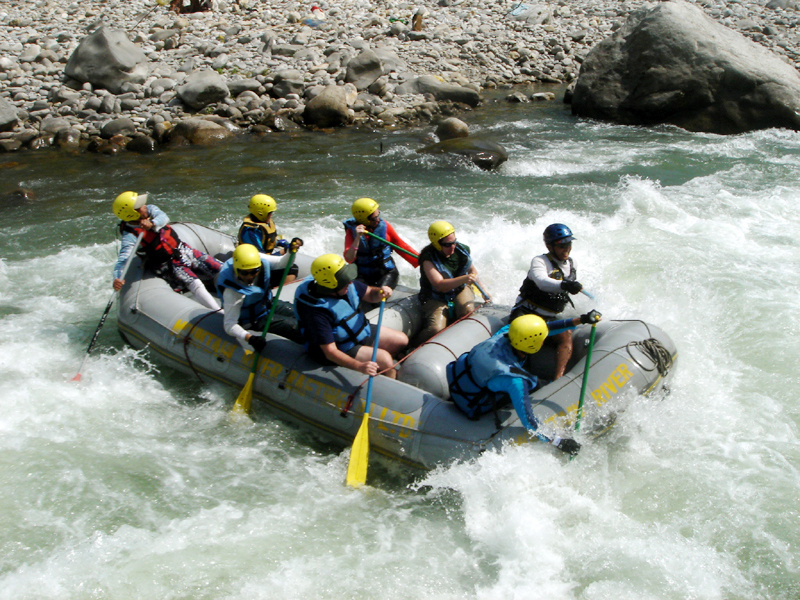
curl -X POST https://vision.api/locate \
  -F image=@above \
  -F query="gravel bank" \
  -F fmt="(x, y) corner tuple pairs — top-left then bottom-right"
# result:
(2, 0), (799, 153)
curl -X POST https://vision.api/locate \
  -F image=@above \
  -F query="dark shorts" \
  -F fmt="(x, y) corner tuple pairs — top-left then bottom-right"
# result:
(357, 266), (399, 289)
(269, 263), (299, 288)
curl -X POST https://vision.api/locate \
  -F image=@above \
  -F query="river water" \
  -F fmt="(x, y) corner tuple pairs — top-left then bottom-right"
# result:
(1, 89), (799, 599)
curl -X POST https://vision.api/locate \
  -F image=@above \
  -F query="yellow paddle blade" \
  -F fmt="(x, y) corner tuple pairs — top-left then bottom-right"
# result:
(231, 372), (254, 416)
(346, 413), (371, 488)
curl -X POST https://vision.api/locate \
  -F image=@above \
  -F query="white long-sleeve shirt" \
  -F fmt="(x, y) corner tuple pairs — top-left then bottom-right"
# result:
(514, 253), (576, 318)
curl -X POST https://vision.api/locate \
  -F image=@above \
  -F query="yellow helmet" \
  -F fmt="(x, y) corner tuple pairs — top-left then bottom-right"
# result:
(311, 253), (357, 291)
(249, 194), (277, 221)
(351, 197), (379, 225)
(232, 244), (262, 275)
(113, 191), (147, 221)
(428, 220), (455, 251)
(508, 314), (548, 354)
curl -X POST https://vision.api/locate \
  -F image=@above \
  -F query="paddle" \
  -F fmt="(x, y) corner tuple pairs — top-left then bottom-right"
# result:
(575, 322), (598, 432)
(231, 249), (297, 416)
(363, 230), (419, 259)
(346, 296), (386, 488)
(72, 232), (144, 382)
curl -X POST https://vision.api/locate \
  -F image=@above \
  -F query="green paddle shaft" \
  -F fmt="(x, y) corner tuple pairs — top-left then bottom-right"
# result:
(575, 323), (598, 432)
(363, 230), (419, 259)
(232, 249), (297, 415)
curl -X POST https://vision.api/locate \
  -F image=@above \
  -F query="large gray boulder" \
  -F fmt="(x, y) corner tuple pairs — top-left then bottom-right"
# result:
(0, 98), (19, 132)
(395, 75), (481, 107)
(176, 69), (230, 110)
(304, 84), (356, 127)
(571, 0), (800, 134)
(64, 26), (148, 94)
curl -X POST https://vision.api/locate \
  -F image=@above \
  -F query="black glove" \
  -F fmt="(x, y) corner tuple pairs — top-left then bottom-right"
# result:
(552, 437), (581, 456)
(290, 237), (304, 249)
(248, 335), (267, 353)
(561, 280), (583, 295)
(580, 309), (602, 324)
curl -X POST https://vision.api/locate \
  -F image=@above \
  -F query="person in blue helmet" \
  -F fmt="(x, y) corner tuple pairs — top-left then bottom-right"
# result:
(447, 312), (600, 456)
(510, 223), (586, 379)
(343, 197), (419, 289)
(216, 244), (303, 352)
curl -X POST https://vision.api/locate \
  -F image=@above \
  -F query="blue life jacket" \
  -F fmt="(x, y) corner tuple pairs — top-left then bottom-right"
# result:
(294, 279), (372, 352)
(342, 217), (396, 279)
(216, 258), (272, 327)
(419, 242), (472, 302)
(446, 326), (538, 419)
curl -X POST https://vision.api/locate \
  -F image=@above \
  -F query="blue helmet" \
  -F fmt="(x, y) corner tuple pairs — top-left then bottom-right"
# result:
(543, 223), (575, 245)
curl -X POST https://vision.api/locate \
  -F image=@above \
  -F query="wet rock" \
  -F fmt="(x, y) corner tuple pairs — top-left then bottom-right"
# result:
(167, 117), (236, 146)
(126, 135), (158, 153)
(101, 117), (137, 139)
(436, 117), (470, 141)
(418, 136), (508, 170)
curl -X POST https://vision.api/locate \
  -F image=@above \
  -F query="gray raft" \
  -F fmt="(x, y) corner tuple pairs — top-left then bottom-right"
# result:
(117, 223), (678, 469)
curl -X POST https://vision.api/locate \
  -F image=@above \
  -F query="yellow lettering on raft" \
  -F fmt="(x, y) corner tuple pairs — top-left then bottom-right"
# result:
(591, 363), (633, 406)
(172, 319), (237, 360)
(375, 406), (415, 439)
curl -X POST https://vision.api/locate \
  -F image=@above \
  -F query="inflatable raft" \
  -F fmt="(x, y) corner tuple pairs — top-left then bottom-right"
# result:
(117, 223), (678, 469)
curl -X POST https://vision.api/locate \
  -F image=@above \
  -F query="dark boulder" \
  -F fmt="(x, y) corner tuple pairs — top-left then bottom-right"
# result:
(418, 137), (508, 171)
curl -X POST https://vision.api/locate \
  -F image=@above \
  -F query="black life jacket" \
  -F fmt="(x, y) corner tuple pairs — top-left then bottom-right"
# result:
(518, 255), (575, 313)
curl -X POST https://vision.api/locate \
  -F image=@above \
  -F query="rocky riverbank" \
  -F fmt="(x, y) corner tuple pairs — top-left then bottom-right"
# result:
(2, 0), (800, 154)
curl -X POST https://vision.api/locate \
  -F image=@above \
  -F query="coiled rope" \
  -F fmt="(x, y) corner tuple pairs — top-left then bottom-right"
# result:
(625, 338), (673, 377)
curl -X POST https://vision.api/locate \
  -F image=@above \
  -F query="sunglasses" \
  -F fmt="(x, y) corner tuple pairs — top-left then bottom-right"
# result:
(367, 211), (381, 221)
(553, 241), (572, 248)
(439, 240), (457, 248)
(239, 268), (260, 277)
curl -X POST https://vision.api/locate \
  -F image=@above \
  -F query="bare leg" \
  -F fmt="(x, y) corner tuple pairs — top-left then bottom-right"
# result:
(353, 345), (398, 379)
(553, 330), (573, 379)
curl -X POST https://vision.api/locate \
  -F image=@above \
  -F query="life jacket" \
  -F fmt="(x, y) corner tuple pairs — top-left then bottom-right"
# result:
(238, 215), (277, 253)
(216, 258), (272, 327)
(294, 279), (371, 352)
(419, 242), (472, 302)
(517, 255), (575, 314)
(342, 217), (396, 278)
(120, 221), (180, 267)
(446, 326), (537, 419)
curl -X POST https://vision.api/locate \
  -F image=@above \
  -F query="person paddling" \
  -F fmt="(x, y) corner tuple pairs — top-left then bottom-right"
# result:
(294, 254), (408, 379)
(112, 191), (221, 310)
(447, 312), (601, 456)
(343, 197), (418, 289)
(415, 220), (489, 345)
(511, 223), (586, 379)
(216, 244), (303, 351)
